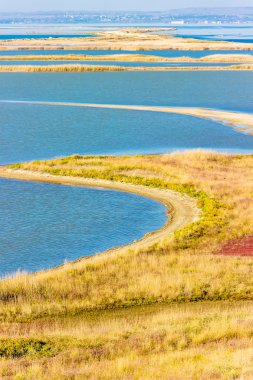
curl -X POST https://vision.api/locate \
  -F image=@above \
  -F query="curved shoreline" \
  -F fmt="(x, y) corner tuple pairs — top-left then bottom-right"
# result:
(0, 167), (200, 266)
(2, 100), (253, 135)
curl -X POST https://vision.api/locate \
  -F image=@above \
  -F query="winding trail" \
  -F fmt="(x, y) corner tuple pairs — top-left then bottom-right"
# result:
(1, 100), (253, 135)
(0, 167), (199, 263)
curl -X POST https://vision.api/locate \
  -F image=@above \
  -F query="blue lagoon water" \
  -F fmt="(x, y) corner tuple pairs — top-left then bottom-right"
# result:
(0, 70), (252, 275)
(0, 72), (252, 164)
(0, 72), (252, 112)
(0, 103), (252, 164)
(0, 34), (94, 40)
(0, 50), (252, 58)
(0, 60), (240, 67)
(168, 26), (253, 43)
(0, 178), (166, 276)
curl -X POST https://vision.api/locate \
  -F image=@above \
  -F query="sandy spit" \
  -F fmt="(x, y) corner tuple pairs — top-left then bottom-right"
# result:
(2, 100), (253, 135)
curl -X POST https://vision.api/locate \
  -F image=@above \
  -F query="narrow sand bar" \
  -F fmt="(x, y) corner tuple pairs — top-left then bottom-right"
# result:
(0, 167), (199, 263)
(2, 100), (253, 135)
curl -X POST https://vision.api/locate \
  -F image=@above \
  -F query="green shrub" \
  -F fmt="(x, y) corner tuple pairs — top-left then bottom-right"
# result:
(0, 339), (59, 358)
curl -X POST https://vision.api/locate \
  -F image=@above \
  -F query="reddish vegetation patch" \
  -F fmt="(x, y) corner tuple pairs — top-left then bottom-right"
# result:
(218, 235), (253, 256)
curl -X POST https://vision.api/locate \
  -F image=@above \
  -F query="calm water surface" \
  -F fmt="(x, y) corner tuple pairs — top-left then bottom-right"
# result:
(0, 50), (252, 58)
(0, 34), (95, 40)
(168, 26), (253, 43)
(0, 72), (252, 164)
(0, 72), (252, 112)
(0, 70), (252, 275)
(0, 178), (167, 276)
(0, 104), (252, 164)
(0, 60), (241, 67)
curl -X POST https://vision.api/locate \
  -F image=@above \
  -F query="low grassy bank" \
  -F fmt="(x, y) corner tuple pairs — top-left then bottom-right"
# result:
(1, 27), (253, 51)
(1, 151), (253, 379)
(0, 64), (125, 72)
(1, 53), (253, 63)
(0, 64), (253, 72)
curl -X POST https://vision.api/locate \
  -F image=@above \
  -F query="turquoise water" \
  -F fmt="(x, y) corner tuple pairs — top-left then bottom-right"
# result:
(0, 50), (252, 58)
(0, 60), (241, 67)
(0, 178), (167, 276)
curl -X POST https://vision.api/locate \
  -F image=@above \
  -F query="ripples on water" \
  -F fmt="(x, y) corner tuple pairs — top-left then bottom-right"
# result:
(0, 71), (253, 112)
(0, 178), (167, 276)
(0, 50), (252, 58)
(0, 60), (243, 67)
(0, 63), (252, 275)
(0, 104), (252, 164)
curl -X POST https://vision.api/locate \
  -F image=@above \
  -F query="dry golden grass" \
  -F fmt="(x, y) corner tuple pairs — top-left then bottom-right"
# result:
(0, 301), (253, 379)
(1, 53), (253, 63)
(0, 64), (125, 72)
(0, 151), (252, 379)
(1, 27), (253, 51)
(0, 64), (253, 72)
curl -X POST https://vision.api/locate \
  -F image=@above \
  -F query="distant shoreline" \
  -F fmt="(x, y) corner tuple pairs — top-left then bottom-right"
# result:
(0, 28), (253, 52)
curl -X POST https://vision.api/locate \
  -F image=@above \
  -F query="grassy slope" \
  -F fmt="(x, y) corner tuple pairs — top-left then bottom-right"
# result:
(1, 151), (253, 379)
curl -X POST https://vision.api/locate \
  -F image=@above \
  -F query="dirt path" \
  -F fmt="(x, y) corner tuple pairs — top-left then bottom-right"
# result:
(0, 167), (200, 261)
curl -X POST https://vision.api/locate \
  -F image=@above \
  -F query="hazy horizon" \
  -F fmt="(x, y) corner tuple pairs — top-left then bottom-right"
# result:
(0, 1), (253, 13)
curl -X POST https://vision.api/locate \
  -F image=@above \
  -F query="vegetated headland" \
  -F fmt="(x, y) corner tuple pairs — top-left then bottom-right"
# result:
(0, 151), (252, 378)
(0, 28), (253, 51)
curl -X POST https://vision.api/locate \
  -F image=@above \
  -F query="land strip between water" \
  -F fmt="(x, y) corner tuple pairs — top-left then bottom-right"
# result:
(1, 28), (253, 51)
(0, 63), (253, 72)
(2, 100), (253, 135)
(1, 53), (253, 63)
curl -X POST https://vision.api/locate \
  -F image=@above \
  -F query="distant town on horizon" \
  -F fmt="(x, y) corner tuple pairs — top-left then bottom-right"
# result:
(1, 7), (253, 24)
